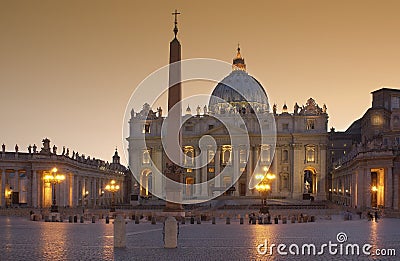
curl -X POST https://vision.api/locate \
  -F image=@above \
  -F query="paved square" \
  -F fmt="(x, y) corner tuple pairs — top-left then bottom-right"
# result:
(0, 216), (399, 260)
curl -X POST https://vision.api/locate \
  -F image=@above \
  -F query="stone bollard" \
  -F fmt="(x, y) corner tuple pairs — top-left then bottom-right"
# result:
(190, 217), (195, 224)
(74, 215), (78, 223)
(240, 217), (244, 224)
(282, 217), (287, 224)
(212, 217), (216, 224)
(69, 216), (73, 223)
(164, 216), (178, 249)
(106, 216), (110, 224)
(80, 216), (84, 223)
(274, 217), (279, 224)
(226, 217), (230, 224)
(92, 216), (96, 223)
(151, 216), (156, 225)
(135, 215), (139, 224)
(114, 215), (126, 248)
(196, 217), (201, 224)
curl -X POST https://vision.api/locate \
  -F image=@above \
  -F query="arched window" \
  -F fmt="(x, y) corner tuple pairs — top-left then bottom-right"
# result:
(184, 146), (194, 166)
(282, 150), (288, 163)
(222, 145), (232, 164)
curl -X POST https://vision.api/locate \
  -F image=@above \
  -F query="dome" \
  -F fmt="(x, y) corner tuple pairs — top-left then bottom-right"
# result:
(208, 46), (269, 114)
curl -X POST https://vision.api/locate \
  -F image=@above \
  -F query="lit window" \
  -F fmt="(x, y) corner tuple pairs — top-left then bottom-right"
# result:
(222, 145), (232, 164)
(306, 119), (315, 130)
(184, 146), (194, 166)
(142, 150), (150, 164)
(306, 146), (315, 163)
(371, 115), (382, 126)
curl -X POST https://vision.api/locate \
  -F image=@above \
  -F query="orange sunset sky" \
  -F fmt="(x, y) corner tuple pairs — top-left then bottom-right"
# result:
(1, 0), (400, 164)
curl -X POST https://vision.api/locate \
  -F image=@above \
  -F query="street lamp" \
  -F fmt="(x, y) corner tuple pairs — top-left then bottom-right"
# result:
(255, 169), (276, 206)
(104, 179), (120, 212)
(44, 167), (65, 213)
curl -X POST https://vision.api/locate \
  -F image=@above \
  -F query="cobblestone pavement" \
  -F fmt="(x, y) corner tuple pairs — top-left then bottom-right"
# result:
(0, 216), (399, 261)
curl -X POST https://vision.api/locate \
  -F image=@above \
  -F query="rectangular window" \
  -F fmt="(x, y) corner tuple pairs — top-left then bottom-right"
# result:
(239, 149), (247, 163)
(306, 146), (315, 163)
(208, 125), (214, 130)
(185, 125), (194, 131)
(208, 150), (215, 164)
(261, 145), (271, 162)
(391, 96), (400, 109)
(142, 123), (151, 133)
(282, 123), (289, 131)
(306, 119), (315, 130)
(142, 150), (150, 164)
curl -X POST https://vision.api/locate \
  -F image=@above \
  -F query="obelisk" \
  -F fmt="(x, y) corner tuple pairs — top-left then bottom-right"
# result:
(164, 10), (184, 213)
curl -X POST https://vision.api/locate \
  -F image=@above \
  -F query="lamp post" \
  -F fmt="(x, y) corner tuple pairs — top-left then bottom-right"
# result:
(104, 180), (120, 212)
(44, 167), (65, 213)
(255, 168), (276, 210)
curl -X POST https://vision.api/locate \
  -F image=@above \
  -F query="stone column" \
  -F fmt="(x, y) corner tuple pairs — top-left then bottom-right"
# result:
(232, 146), (239, 196)
(318, 144), (327, 200)
(200, 147), (208, 197)
(37, 170), (42, 208)
(32, 170), (38, 208)
(194, 147), (201, 196)
(292, 144), (303, 199)
(385, 167), (393, 208)
(246, 146), (254, 196)
(393, 167), (399, 210)
(1, 169), (6, 207)
(214, 146), (221, 193)
(365, 168), (371, 208)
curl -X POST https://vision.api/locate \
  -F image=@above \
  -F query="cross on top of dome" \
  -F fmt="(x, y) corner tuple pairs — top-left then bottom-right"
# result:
(232, 44), (246, 71)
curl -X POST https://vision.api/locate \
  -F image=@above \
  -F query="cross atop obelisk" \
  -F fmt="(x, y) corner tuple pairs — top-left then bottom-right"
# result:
(172, 9), (181, 37)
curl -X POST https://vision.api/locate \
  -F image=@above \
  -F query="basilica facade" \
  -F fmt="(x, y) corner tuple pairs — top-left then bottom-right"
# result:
(127, 48), (329, 201)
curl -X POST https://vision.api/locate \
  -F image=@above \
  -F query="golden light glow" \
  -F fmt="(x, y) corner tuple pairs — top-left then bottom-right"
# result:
(263, 166), (268, 172)
(266, 173), (276, 180)
(44, 167), (65, 184)
(255, 184), (271, 191)
(371, 186), (378, 192)
(104, 180), (120, 193)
